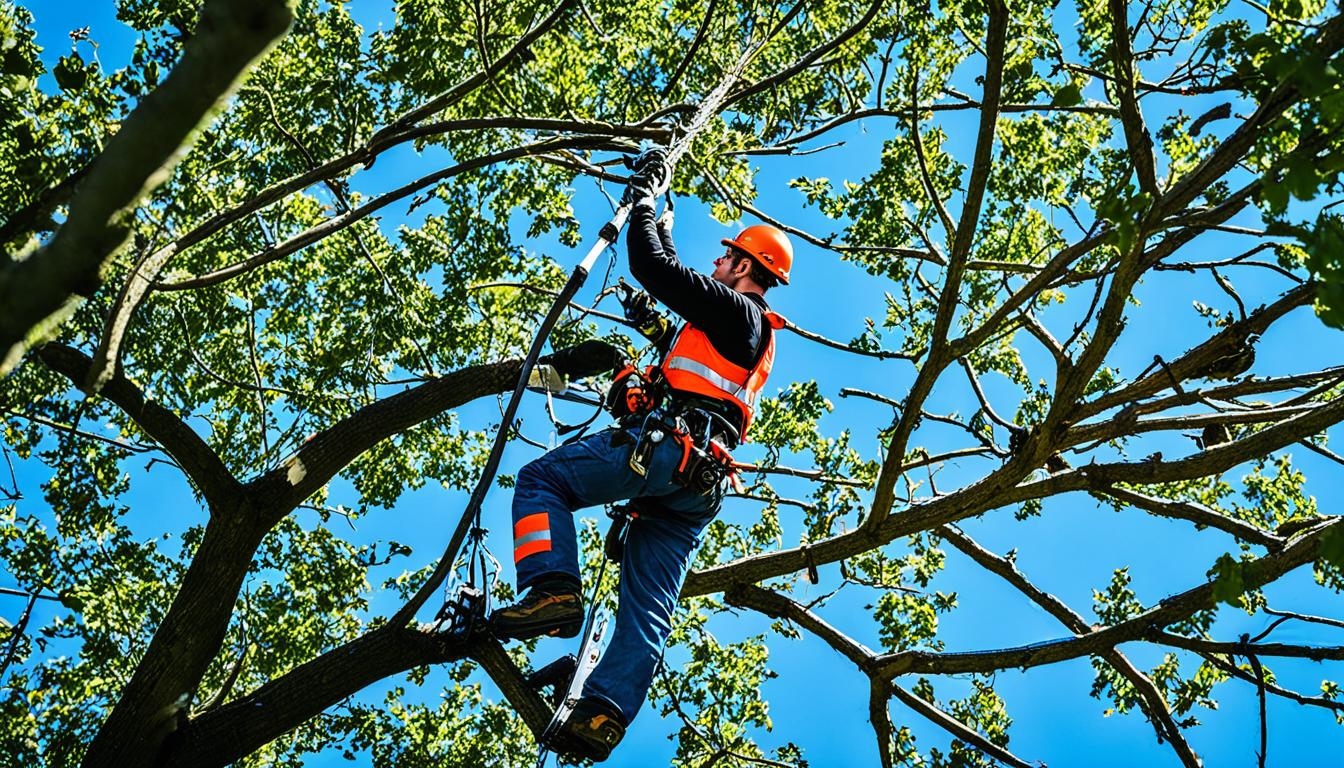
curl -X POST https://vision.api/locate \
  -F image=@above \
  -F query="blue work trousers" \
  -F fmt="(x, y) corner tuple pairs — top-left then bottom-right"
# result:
(510, 425), (722, 723)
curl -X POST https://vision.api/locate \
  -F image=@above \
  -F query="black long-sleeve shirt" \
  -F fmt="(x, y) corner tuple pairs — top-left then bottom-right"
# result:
(626, 204), (771, 371)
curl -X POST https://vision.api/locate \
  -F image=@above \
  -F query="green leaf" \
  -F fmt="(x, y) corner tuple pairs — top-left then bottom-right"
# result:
(1208, 553), (1246, 606)
(53, 53), (86, 92)
(1319, 525), (1344, 568)
(1050, 83), (1082, 108)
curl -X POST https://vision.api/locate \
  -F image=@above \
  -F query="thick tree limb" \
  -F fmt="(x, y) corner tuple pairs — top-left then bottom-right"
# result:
(869, 679), (896, 768)
(249, 358), (521, 516)
(83, 503), (271, 768)
(865, 1), (1008, 531)
(1153, 632), (1344, 661)
(35, 343), (241, 507)
(685, 391), (1344, 598)
(0, 0), (296, 376)
(1081, 283), (1316, 419)
(161, 626), (469, 767)
(889, 683), (1036, 768)
(472, 637), (555, 736)
(80, 348), (530, 767)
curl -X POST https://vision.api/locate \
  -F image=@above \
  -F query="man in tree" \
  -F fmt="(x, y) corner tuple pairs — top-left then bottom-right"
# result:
(490, 148), (793, 761)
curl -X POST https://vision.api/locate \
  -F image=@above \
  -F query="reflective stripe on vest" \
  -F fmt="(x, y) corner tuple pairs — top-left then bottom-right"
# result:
(659, 310), (784, 440)
(662, 356), (761, 407)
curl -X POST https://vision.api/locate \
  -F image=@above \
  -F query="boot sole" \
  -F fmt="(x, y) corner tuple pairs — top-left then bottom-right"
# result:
(492, 614), (583, 641)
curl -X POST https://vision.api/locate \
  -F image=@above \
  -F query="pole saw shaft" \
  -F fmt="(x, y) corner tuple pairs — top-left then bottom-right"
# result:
(395, 205), (630, 625)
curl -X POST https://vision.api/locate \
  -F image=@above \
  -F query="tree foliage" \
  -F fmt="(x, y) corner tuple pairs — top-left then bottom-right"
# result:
(2, 0), (1344, 766)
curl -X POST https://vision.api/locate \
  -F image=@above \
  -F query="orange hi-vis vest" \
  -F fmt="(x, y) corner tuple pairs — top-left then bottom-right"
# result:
(659, 310), (785, 440)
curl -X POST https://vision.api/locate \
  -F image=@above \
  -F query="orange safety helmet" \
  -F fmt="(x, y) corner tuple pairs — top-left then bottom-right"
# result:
(721, 224), (793, 285)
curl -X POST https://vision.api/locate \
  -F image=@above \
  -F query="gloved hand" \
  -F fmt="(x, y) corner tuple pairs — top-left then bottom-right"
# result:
(619, 287), (674, 344)
(539, 339), (626, 380)
(620, 145), (671, 208)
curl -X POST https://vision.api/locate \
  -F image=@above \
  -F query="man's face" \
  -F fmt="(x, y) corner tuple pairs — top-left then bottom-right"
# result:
(712, 248), (748, 288)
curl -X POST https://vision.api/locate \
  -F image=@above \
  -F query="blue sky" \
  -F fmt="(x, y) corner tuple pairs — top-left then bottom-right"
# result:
(8, 2), (1344, 766)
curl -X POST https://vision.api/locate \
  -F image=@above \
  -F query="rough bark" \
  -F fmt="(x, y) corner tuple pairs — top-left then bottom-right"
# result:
(161, 626), (468, 767)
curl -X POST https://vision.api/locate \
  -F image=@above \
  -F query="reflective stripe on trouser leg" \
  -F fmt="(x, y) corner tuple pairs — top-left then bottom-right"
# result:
(513, 512), (552, 563)
(510, 429), (653, 590)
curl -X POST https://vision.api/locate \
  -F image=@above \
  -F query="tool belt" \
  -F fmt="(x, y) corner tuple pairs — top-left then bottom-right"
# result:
(624, 403), (741, 496)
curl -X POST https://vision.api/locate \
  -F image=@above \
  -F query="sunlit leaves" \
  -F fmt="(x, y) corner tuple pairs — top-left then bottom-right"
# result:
(1093, 568), (1143, 625)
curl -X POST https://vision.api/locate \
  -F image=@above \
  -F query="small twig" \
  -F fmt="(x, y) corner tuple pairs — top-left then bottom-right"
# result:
(1, 408), (158, 455)
(782, 320), (917, 361)
(958, 358), (1014, 429)
(0, 446), (18, 500)
(661, 0), (717, 97)
(1297, 439), (1344, 467)
(734, 463), (870, 488)
(1211, 269), (1247, 321)
(0, 592), (38, 681)
(0, 587), (59, 601)
(1262, 607), (1344, 632)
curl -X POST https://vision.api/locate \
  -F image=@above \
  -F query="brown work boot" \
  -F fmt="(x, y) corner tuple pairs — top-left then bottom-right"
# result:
(489, 576), (583, 640)
(552, 696), (626, 762)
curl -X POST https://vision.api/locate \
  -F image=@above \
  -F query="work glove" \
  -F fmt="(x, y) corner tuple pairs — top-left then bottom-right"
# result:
(620, 145), (672, 209)
(539, 339), (626, 381)
(618, 286), (675, 345)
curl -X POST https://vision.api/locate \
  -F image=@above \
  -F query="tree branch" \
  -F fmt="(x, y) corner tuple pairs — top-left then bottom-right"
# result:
(725, 583), (876, 672)
(155, 135), (623, 292)
(865, 1), (1008, 531)
(1153, 632), (1344, 661)
(0, 0), (296, 375)
(875, 517), (1344, 678)
(939, 525), (1202, 768)
(889, 683), (1036, 768)
(35, 343), (241, 508)
(686, 390), (1344, 599)
(1098, 486), (1285, 550)
(723, 0), (885, 111)
(372, 0), (578, 137)
(161, 626), (470, 767)
(1108, 0), (1161, 196)
(249, 357), (521, 516)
